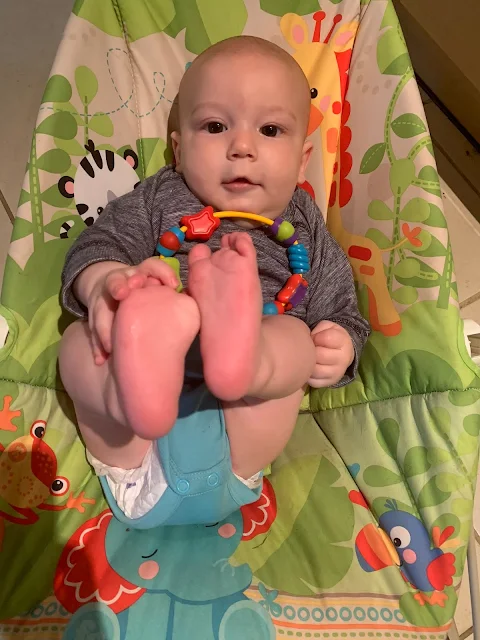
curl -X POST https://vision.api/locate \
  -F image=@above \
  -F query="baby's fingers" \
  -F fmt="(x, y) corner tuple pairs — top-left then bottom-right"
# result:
(137, 257), (179, 288)
(90, 298), (116, 361)
(312, 326), (347, 349)
(314, 346), (341, 366)
(105, 270), (135, 301)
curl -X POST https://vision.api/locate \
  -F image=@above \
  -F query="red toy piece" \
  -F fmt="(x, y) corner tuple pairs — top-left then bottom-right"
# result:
(276, 274), (308, 308)
(180, 206), (220, 241)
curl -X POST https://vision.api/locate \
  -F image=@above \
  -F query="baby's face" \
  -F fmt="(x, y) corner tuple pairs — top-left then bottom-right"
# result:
(172, 53), (312, 220)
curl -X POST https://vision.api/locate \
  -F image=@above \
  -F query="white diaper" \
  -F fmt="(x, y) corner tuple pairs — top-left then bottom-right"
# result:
(87, 445), (262, 520)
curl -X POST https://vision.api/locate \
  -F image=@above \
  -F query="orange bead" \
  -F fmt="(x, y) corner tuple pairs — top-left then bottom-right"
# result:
(161, 230), (181, 251)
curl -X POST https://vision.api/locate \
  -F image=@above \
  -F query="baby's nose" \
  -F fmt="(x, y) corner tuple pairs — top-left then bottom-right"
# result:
(227, 130), (257, 160)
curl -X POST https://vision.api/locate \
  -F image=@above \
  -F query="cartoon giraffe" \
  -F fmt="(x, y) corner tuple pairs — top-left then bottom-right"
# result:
(281, 12), (404, 337)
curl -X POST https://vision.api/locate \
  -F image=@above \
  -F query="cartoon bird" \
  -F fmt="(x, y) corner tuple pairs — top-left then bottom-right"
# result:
(350, 493), (457, 607)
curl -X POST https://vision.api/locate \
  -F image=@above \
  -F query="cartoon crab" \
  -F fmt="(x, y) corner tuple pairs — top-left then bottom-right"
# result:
(0, 396), (94, 548)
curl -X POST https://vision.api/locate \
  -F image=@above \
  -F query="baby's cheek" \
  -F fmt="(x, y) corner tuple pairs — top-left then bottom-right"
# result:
(138, 560), (160, 580)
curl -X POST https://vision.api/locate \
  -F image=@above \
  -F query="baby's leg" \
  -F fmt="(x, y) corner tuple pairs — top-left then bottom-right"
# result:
(224, 389), (305, 480)
(188, 232), (316, 402)
(59, 286), (200, 467)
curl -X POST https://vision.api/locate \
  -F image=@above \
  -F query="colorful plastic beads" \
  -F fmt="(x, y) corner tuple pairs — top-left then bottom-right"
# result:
(180, 206), (220, 241)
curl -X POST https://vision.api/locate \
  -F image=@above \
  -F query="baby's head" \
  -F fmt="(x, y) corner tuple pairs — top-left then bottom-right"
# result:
(171, 36), (313, 221)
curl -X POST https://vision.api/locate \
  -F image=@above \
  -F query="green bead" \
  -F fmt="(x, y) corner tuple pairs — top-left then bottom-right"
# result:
(276, 220), (295, 242)
(161, 256), (183, 292)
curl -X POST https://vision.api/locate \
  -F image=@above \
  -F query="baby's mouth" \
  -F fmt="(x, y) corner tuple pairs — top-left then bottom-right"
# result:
(223, 177), (259, 191)
(225, 177), (254, 184)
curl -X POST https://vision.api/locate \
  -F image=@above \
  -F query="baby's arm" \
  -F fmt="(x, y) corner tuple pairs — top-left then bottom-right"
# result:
(61, 174), (173, 364)
(306, 219), (370, 388)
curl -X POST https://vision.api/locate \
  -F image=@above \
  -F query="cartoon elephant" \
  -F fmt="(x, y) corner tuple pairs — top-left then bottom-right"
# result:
(56, 505), (276, 639)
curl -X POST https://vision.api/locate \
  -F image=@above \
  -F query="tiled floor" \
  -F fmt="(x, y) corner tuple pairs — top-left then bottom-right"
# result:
(0, 3), (479, 638)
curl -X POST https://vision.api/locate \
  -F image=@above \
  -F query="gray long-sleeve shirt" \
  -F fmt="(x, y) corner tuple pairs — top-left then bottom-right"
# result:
(61, 165), (370, 386)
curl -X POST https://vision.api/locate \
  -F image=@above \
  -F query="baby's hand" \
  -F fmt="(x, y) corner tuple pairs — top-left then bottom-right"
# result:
(308, 321), (354, 388)
(87, 257), (179, 366)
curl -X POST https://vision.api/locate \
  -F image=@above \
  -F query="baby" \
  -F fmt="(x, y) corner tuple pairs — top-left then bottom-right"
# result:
(60, 36), (370, 527)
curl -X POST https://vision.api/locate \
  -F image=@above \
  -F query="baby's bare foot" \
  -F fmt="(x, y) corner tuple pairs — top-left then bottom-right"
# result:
(188, 233), (263, 401)
(112, 286), (200, 439)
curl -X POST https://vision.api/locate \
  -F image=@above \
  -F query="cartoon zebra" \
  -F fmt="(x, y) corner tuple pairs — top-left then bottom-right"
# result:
(57, 139), (141, 239)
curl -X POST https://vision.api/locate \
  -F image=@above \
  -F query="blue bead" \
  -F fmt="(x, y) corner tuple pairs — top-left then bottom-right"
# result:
(290, 260), (310, 271)
(156, 243), (175, 257)
(289, 258), (309, 269)
(292, 268), (307, 274)
(288, 243), (307, 255)
(263, 302), (278, 315)
(169, 226), (186, 242)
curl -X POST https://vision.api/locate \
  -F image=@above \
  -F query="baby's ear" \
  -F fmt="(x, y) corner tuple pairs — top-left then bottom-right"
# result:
(171, 131), (182, 171)
(298, 140), (313, 185)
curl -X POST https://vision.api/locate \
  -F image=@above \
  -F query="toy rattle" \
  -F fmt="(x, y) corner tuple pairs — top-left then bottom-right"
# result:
(155, 206), (310, 315)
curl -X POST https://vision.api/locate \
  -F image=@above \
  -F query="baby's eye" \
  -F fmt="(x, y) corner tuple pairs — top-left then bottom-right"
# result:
(260, 125), (281, 137)
(206, 122), (226, 134)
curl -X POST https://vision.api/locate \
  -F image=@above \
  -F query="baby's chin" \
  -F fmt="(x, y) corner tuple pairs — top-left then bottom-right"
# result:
(208, 195), (281, 221)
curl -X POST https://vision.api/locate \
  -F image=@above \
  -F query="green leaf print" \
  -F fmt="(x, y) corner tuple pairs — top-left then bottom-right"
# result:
(55, 136), (87, 156)
(41, 184), (74, 209)
(18, 189), (30, 207)
(391, 113), (426, 138)
(457, 433), (478, 456)
(376, 418), (400, 458)
(359, 142), (385, 174)
(165, 0), (247, 55)
(399, 197), (429, 222)
(36, 112), (78, 140)
(368, 200), (393, 220)
(42, 74), (72, 104)
(429, 407), (451, 436)
(377, 1), (409, 76)
(449, 389), (480, 407)
(390, 158), (415, 196)
(435, 473), (469, 493)
(464, 413), (480, 436)
(365, 228), (391, 250)
(254, 457), (354, 593)
(391, 286), (417, 305)
(363, 465), (402, 487)
(377, 28), (410, 76)
(73, 0), (123, 37)
(426, 447), (452, 466)
(10, 219), (32, 242)
(408, 233), (447, 258)
(260, 0), (320, 17)
(89, 113), (114, 137)
(10, 296), (64, 373)
(451, 498), (473, 517)
(36, 149), (71, 174)
(394, 258), (440, 288)
(403, 446), (430, 477)
(424, 203), (447, 227)
(393, 258), (420, 279)
(417, 476), (451, 508)
(417, 165), (441, 196)
(136, 138), (168, 178)
(75, 66), (98, 105)
(1, 240), (71, 324)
